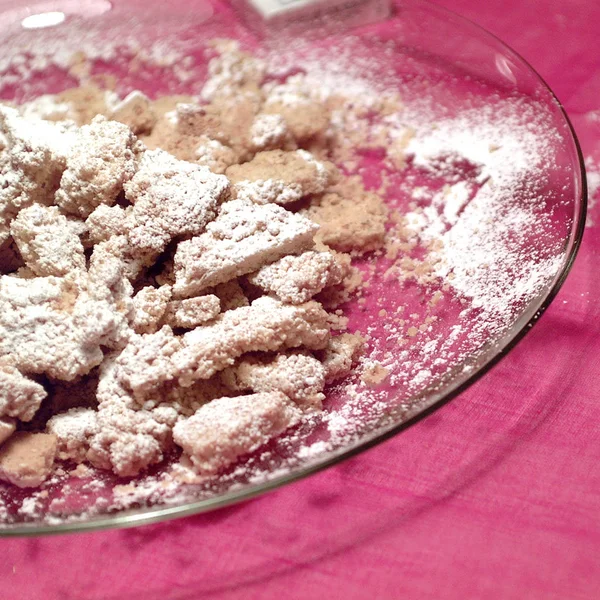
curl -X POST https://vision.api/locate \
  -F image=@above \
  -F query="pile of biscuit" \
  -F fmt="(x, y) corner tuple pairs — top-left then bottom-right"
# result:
(0, 43), (389, 488)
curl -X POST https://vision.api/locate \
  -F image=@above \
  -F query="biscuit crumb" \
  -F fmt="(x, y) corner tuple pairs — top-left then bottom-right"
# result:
(361, 363), (389, 386)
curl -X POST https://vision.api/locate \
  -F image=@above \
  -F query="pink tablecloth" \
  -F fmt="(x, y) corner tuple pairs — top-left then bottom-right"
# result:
(4, 2), (600, 598)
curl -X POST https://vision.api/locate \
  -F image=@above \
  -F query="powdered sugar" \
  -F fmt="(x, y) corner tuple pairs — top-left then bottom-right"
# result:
(400, 100), (562, 321)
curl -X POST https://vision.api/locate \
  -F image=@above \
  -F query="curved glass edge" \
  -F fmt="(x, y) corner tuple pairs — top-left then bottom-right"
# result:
(0, 0), (588, 537)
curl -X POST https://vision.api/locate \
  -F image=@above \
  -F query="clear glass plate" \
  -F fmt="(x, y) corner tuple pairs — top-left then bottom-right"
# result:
(0, 0), (586, 534)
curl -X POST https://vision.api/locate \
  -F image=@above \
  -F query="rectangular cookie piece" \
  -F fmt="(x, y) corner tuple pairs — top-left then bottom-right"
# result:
(173, 199), (318, 297)
(173, 391), (301, 476)
(175, 296), (330, 385)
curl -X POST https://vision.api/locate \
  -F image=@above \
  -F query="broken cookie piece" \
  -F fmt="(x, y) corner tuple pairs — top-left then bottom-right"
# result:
(46, 407), (99, 462)
(173, 391), (301, 476)
(113, 326), (182, 397)
(175, 297), (330, 385)
(173, 199), (318, 297)
(248, 250), (344, 304)
(222, 352), (326, 410)
(55, 115), (142, 218)
(124, 149), (229, 255)
(88, 400), (177, 477)
(109, 91), (157, 135)
(0, 432), (57, 488)
(85, 204), (128, 245)
(0, 107), (74, 244)
(162, 294), (221, 329)
(226, 149), (337, 205)
(87, 356), (179, 476)
(131, 285), (172, 334)
(88, 234), (153, 283)
(0, 274), (119, 381)
(11, 204), (86, 277)
(0, 363), (47, 422)
(319, 333), (365, 383)
(304, 178), (388, 253)
(0, 105), (74, 168)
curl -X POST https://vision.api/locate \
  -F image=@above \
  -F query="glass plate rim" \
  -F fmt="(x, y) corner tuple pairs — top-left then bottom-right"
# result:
(0, 0), (588, 537)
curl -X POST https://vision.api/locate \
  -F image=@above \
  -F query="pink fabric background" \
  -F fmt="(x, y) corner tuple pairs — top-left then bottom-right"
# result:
(4, 1), (600, 598)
